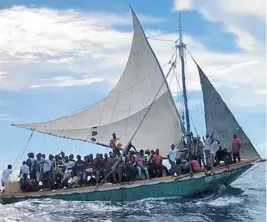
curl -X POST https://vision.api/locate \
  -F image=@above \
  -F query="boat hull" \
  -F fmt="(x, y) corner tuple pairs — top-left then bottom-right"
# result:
(0, 161), (254, 205)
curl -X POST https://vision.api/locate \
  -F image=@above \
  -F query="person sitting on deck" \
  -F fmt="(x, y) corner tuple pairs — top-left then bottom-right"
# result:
(84, 154), (96, 185)
(152, 149), (167, 177)
(215, 146), (227, 165)
(19, 161), (30, 192)
(75, 155), (86, 186)
(210, 138), (220, 170)
(224, 148), (233, 165)
(125, 151), (136, 181)
(110, 133), (121, 157)
(190, 156), (201, 173)
(114, 152), (125, 183)
(135, 149), (149, 179)
(67, 171), (79, 188)
(94, 154), (107, 185)
(232, 134), (241, 163)
(1, 165), (12, 187)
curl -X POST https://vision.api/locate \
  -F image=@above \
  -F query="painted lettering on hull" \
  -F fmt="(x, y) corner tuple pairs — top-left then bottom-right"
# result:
(205, 170), (237, 183)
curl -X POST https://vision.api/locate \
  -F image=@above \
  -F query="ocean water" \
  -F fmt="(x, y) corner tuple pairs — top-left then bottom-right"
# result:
(0, 162), (266, 222)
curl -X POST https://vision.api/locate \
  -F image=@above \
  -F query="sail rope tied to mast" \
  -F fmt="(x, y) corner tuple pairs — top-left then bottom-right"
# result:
(95, 59), (177, 189)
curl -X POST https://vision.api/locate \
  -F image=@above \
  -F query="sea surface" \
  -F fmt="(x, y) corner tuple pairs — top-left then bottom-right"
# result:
(0, 162), (266, 222)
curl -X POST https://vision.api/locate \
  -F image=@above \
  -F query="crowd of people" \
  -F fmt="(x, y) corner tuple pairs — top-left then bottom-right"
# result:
(1, 132), (242, 193)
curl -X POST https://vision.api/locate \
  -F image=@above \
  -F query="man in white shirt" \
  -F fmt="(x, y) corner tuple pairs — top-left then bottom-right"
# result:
(20, 161), (30, 179)
(203, 133), (213, 167)
(43, 155), (54, 190)
(1, 165), (12, 187)
(167, 144), (178, 165)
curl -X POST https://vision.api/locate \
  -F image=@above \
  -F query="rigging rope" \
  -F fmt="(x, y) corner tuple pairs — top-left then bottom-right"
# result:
(96, 61), (176, 189)
(13, 131), (34, 169)
(147, 31), (177, 39)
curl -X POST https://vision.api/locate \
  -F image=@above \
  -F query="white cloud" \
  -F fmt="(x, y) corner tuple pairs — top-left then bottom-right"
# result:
(0, 113), (17, 121)
(30, 75), (104, 88)
(172, 0), (266, 107)
(0, 5), (265, 108)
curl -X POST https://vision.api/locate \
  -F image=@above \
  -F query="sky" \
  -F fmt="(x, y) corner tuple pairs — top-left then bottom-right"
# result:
(0, 0), (266, 170)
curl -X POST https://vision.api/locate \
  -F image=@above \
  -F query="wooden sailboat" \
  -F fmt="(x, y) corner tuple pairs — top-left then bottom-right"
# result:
(0, 8), (261, 205)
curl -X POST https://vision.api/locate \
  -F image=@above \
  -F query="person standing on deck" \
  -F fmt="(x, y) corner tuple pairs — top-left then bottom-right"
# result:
(1, 165), (12, 187)
(36, 153), (45, 183)
(110, 133), (121, 157)
(167, 144), (178, 170)
(232, 134), (241, 163)
(203, 133), (213, 170)
(196, 136), (205, 169)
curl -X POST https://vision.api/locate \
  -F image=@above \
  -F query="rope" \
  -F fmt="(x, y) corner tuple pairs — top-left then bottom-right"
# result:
(147, 31), (177, 39)
(13, 131), (34, 169)
(127, 61), (176, 145)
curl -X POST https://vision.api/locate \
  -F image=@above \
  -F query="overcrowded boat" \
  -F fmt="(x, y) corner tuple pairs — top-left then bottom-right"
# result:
(0, 7), (262, 205)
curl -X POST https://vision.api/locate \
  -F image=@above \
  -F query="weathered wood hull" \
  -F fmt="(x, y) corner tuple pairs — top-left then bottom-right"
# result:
(0, 160), (256, 205)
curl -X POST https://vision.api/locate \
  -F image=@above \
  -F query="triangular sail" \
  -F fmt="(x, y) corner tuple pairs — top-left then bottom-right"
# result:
(197, 65), (260, 159)
(13, 9), (182, 156)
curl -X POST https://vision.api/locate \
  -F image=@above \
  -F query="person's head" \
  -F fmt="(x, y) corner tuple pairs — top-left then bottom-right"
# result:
(129, 151), (134, 156)
(55, 155), (60, 161)
(49, 154), (53, 160)
(193, 137), (197, 143)
(206, 134), (210, 139)
(112, 133), (116, 139)
(145, 149), (150, 155)
(218, 146), (222, 150)
(99, 153), (103, 159)
(233, 134), (237, 139)
(104, 153), (108, 159)
(77, 155), (81, 160)
(41, 154), (46, 159)
(64, 156), (69, 163)
(23, 161), (27, 165)
(109, 151), (113, 157)
(139, 149), (144, 155)
(60, 151), (65, 157)
(155, 149), (159, 155)
(7, 165), (12, 169)
(37, 153), (41, 160)
(151, 150), (155, 155)
(171, 144), (175, 150)
(69, 154), (74, 160)
(89, 154), (93, 160)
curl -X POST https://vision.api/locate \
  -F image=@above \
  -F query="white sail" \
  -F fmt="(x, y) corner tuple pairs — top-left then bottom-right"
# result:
(14, 9), (182, 156)
(197, 65), (260, 159)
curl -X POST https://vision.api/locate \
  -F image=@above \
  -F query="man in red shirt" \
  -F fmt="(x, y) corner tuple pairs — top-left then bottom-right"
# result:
(232, 134), (241, 163)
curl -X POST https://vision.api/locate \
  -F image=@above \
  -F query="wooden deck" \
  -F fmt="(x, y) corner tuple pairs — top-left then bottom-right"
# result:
(1, 157), (259, 198)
